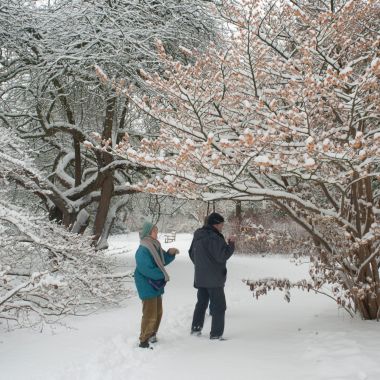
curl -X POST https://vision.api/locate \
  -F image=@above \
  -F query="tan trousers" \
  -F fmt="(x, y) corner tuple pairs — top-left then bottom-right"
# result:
(139, 296), (163, 343)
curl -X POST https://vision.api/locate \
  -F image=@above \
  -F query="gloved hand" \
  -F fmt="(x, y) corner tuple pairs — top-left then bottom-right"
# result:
(228, 235), (236, 244)
(168, 247), (180, 255)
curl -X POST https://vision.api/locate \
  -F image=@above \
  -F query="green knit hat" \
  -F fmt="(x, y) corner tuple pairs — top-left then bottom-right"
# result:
(140, 221), (155, 239)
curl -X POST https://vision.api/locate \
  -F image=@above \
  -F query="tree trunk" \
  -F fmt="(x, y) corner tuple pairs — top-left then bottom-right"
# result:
(74, 138), (82, 187)
(96, 198), (129, 250)
(236, 200), (242, 223)
(93, 157), (114, 246)
(345, 174), (380, 319)
(93, 95), (116, 247)
(356, 245), (380, 320)
(52, 78), (82, 186)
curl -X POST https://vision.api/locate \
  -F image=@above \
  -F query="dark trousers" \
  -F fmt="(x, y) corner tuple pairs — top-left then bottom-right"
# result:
(191, 287), (226, 337)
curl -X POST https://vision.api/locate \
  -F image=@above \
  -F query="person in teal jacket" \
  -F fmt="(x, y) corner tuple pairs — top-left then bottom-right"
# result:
(135, 221), (179, 348)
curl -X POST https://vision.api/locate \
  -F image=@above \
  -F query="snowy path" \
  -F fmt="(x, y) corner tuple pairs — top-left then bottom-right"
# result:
(1, 234), (380, 380)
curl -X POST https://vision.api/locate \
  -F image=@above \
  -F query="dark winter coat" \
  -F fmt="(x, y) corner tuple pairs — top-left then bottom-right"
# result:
(189, 225), (234, 288)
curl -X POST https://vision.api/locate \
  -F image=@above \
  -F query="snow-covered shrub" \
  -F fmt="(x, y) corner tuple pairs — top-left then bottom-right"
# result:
(110, 1), (380, 319)
(0, 131), (132, 329)
(227, 207), (311, 255)
(0, 200), (132, 329)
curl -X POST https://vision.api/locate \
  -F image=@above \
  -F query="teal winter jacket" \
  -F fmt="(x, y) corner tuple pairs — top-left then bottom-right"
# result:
(134, 245), (175, 300)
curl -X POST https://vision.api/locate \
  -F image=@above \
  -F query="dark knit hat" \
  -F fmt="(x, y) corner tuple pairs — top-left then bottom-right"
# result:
(207, 212), (225, 226)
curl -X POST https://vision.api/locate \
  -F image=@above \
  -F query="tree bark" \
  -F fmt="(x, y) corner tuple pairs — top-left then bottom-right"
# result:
(52, 78), (82, 186)
(236, 200), (242, 223)
(93, 96), (117, 246)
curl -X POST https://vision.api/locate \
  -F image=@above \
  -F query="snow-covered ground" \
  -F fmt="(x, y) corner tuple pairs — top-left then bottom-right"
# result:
(1, 233), (380, 380)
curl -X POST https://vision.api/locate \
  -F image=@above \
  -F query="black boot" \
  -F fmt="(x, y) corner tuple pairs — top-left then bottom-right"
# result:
(139, 340), (151, 348)
(190, 326), (202, 336)
(210, 335), (227, 341)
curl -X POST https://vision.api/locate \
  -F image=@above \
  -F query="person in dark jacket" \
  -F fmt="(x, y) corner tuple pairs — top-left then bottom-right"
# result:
(135, 221), (179, 348)
(189, 212), (235, 340)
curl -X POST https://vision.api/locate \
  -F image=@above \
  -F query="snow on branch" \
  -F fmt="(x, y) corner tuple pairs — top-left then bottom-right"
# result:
(244, 277), (354, 317)
(107, 0), (380, 319)
(0, 201), (132, 329)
